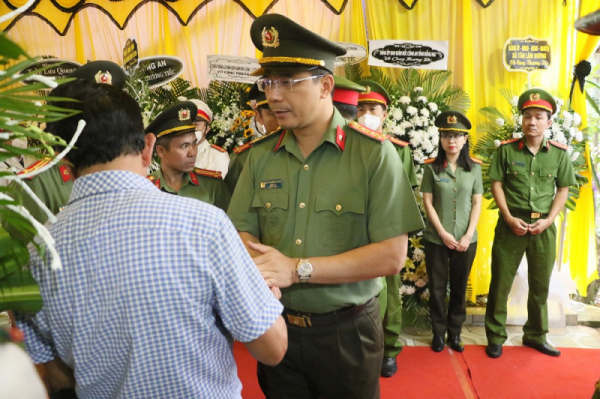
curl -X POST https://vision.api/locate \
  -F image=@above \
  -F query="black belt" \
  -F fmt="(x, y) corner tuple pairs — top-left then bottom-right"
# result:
(283, 298), (373, 328)
(510, 209), (547, 219)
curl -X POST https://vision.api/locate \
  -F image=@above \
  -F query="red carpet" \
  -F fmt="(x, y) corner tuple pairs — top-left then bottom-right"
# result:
(234, 342), (600, 398)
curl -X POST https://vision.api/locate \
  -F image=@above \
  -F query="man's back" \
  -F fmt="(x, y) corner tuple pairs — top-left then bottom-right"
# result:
(25, 170), (282, 398)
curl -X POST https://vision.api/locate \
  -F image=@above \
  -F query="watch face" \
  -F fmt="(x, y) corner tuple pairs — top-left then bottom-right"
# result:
(298, 262), (312, 277)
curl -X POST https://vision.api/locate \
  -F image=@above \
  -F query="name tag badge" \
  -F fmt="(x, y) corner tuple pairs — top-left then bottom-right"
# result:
(435, 177), (450, 183)
(511, 161), (526, 167)
(260, 179), (283, 189)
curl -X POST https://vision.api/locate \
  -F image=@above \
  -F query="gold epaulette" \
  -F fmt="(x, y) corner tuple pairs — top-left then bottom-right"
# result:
(210, 144), (227, 153)
(500, 138), (520, 145)
(18, 158), (52, 179)
(233, 129), (283, 154)
(548, 140), (568, 150)
(386, 135), (409, 147)
(424, 158), (436, 164)
(194, 168), (222, 179)
(348, 121), (386, 142)
(470, 157), (483, 165)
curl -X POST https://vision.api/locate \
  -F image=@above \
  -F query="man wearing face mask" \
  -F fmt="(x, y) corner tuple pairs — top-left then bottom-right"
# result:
(147, 102), (231, 212)
(225, 83), (280, 194)
(357, 79), (419, 378)
(189, 99), (230, 179)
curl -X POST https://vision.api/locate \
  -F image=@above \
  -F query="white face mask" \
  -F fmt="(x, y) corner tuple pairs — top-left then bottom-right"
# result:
(358, 114), (381, 131)
(195, 130), (204, 142)
(255, 120), (266, 137)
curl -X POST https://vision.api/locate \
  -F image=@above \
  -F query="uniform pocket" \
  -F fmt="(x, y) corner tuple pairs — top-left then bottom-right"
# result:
(314, 193), (366, 252)
(252, 190), (289, 246)
(506, 166), (528, 187)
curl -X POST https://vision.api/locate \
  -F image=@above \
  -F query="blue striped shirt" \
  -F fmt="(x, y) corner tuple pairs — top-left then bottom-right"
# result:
(17, 170), (283, 398)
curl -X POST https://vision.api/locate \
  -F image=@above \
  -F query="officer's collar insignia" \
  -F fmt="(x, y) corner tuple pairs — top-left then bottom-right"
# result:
(530, 93), (541, 101)
(178, 108), (191, 121)
(336, 126), (346, 151)
(447, 115), (458, 124)
(364, 86), (371, 94)
(262, 27), (280, 48)
(95, 71), (112, 85)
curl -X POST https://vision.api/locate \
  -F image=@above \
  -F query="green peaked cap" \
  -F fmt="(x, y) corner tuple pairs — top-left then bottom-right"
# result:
(517, 88), (557, 114)
(357, 80), (391, 105)
(145, 101), (197, 138)
(435, 111), (471, 132)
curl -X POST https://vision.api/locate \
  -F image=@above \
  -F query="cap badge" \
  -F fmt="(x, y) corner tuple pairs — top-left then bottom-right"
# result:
(95, 71), (112, 85)
(178, 108), (191, 121)
(364, 86), (371, 94)
(530, 93), (541, 101)
(447, 115), (458, 124)
(262, 27), (280, 48)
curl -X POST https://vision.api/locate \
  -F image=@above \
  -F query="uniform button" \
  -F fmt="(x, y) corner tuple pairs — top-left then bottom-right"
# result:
(453, 209), (456, 212)
(531, 187), (534, 190)
(266, 202), (272, 209)
(453, 178), (456, 181)
(304, 165), (309, 171)
(531, 172), (534, 175)
(295, 239), (302, 245)
(514, 172), (518, 175)
(335, 204), (342, 211)
(453, 199), (456, 202)
(548, 173), (552, 177)
(453, 188), (457, 192)
(453, 219), (456, 222)
(299, 202), (306, 208)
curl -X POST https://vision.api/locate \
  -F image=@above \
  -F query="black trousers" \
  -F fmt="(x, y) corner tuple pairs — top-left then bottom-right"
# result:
(257, 298), (383, 399)
(423, 239), (477, 336)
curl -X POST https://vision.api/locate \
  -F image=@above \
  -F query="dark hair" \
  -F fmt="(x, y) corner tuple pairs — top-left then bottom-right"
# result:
(431, 133), (474, 175)
(333, 101), (358, 121)
(359, 102), (387, 112)
(46, 80), (145, 174)
(155, 135), (172, 151)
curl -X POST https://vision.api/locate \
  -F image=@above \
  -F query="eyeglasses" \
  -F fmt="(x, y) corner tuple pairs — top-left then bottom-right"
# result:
(256, 75), (325, 92)
(441, 133), (466, 140)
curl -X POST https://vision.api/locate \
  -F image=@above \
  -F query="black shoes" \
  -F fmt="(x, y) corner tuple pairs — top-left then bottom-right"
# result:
(431, 335), (445, 352)
(380, 356), (397, 378)
(486, 343), (503, 358)
(447, 335), (465, 352)
(522, 339), (561, 357)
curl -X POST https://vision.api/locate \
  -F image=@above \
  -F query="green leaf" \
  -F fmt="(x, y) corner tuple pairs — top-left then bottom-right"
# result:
(0, 33), (29, 61)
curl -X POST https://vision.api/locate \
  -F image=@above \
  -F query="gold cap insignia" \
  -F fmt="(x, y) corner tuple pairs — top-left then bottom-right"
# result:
(447, 115), (458, 124)
(262, 27), (280, 48)
(530, 93), (540, 101)
(364, 86), (371, 94)
(95, 71), (112, 85)
(178, 108), (191, 121)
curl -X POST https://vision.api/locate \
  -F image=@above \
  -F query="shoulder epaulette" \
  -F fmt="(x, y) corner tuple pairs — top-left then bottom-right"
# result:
(470, 157), (483, 165)
(210, 144), (227, 153)
(348, 121), (386, 142)
(194, 168), (222, 180)
(424, 158), (436, 164)
(18, 159), (52, 179)
(233, 129), (283, 154)
(386, 135), (409, 147)
(549, 140), (568, 150)
(500, 138), (520, 145)
(147, 175), (156, 182)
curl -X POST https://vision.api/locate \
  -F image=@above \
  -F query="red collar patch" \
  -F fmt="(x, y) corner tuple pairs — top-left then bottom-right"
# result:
(336, 126), (346, 151)
(59, 165), (72, 183)
(189, 172), (199, 186)
(274, 131), (286, 152)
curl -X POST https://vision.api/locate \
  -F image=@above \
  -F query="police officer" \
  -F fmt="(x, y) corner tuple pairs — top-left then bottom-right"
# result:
(146, 102), (230, 211)
(189, 99), (230, 178)
(485, 88), (576, 358)
(227, 14), (424, 398)
(421, 111), (482, 353)
(357, 79), (419, 377)
(225, 83), (279, 194)
(9, 61), (125, 224)
(332, 76), (365, 121)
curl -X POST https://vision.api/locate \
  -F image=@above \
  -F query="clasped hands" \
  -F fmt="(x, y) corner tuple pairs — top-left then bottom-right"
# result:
(439, 231), (471, 252)
(247, 241), (298, 299)
(507, 216), (552, 236)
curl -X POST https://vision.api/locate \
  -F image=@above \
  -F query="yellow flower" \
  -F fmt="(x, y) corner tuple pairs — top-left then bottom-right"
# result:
(244, 129), (254, 138)
(234, 118), (241, 128)
(409, 236), (423, 249)
(404, 258), (416, 271)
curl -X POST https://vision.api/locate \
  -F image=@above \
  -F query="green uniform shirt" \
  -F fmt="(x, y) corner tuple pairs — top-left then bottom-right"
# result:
(420, 161), (483, 245)
(224, 150), (249, 195)
(149, 169), (231, 212)
(488, 137), (576, 213)
(227, 109), (424, 313)
(394, 144), (418, 188)
(10, 161), (72, 224)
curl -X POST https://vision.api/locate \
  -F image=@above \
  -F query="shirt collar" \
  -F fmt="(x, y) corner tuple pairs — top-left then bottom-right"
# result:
(70, 170), (157, 204)
(154, 168), (193, 192)
(519, 136), (550, 152)
(275, 108), (347, 154)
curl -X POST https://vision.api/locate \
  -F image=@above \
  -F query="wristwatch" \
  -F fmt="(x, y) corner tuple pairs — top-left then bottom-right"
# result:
(296, 259), (313, 283)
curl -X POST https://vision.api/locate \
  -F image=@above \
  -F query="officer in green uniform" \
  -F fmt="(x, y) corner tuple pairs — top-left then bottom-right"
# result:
(332, 75), (365, 121)
(227, 14), (424, 399)
(225, 83), (279, 194)
(8, 61), (126, 225)
(145, 101), (230, 212)
(357, 79), (419, 377)
(485, 88), (576, 358)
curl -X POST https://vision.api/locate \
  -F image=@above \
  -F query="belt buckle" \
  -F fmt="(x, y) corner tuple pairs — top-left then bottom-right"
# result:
(286, 314), (311, 327)
(531, 212), (542, 218)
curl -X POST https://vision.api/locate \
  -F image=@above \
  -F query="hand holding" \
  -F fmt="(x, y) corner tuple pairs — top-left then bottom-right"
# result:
(528, 218), (552, 235)
(439, 230), (459, 250)
(507, 216), (529, 236)
(456, 235), (471, 252)
(247, 241), (296, 288)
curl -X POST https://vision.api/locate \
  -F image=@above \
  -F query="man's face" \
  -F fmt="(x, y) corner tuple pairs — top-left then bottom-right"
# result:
(263, 70), (326, 131)
(522, 108), (552, 139)
(193, 120), (210, 141)
(356, 103), (387, 121)
(157, 132), (198, 173)
(256, 106), (279, 134)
